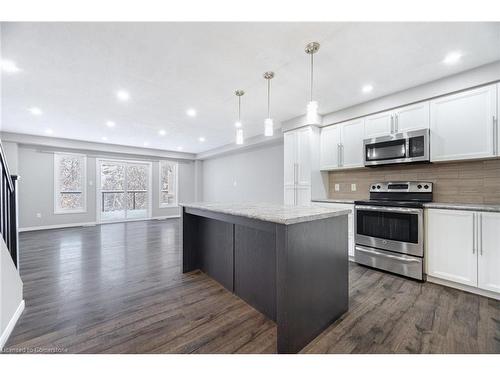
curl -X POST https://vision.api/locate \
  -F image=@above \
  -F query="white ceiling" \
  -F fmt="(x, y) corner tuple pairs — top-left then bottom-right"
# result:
(2, 22), (500, 153)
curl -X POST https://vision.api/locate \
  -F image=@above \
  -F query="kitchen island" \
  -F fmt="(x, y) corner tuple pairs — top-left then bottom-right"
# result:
(181, 202), (350, 354)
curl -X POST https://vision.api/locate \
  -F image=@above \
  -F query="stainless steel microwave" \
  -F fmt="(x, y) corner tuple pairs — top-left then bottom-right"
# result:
(363, 128), (430, 167)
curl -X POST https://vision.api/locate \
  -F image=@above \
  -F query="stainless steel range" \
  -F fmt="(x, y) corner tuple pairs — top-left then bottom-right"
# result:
(354, 181), (433, 281)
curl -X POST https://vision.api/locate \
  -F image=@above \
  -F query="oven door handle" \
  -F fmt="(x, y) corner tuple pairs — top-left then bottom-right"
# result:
(355, 245), (422, 263)
(355, 205), (422, 214)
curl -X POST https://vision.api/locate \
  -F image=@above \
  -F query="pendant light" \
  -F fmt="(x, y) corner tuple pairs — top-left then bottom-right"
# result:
(235, 90), (245, 145)
(263, 71), (275, 137)
(305, 41), (321, 125)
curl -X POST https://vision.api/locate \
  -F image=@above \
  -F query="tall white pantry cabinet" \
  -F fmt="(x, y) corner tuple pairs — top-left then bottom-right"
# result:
(284, 126), (323, 206)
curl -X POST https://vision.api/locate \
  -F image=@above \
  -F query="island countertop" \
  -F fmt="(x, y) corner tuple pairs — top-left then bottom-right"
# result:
(180, 202), (351, 225)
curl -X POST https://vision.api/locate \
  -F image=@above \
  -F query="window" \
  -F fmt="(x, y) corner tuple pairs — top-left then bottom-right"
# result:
(54, 153), (87, 213)
(159, 160), (178, 207)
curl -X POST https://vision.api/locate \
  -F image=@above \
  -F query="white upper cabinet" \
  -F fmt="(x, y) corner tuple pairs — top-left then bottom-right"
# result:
(364, 110), (393, 138)
(430, 84), (497, 162)
(426, 209), (478, 287)
(478, 212), (500, 294)
(319, 125), (341, 170)
(320, 119), (364, 170)
(394, 101), (430, 133)
(340, 118), (365, 168)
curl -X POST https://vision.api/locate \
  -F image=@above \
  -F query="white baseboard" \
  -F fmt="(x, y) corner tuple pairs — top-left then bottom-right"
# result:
(427, 276), (500, 301)
(19, 215), (181, 232)
(0, 300), (25, 350)
(19, 221), (97, 232)
(153, 215), (180, 220)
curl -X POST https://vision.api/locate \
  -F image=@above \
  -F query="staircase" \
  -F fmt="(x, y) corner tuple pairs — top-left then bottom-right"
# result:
(0, 142), (18, 268)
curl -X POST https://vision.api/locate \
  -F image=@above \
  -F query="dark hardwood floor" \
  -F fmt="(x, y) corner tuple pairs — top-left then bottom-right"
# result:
(4, 219), (500, 354)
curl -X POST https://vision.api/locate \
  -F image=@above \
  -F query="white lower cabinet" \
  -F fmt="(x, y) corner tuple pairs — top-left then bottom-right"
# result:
(478, 212), (500, 293)
(426, 209), (477, 286)
(426, 209), (500, 295)
(312, 202), (354, 257)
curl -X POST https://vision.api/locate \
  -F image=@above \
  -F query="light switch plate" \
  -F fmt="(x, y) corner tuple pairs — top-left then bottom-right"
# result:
(334, 184), (340, 192)
(351, 183), (357, 192)
(233, 180), (237, 187)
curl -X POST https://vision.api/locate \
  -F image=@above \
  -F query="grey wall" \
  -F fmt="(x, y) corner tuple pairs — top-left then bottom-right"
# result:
(17, 145), (195, 229)
(202, 142), (284, 204)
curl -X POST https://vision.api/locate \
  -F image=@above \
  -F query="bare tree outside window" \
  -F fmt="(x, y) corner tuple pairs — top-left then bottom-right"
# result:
(54, 153), (86, 213)
(159, 161), (177, 207)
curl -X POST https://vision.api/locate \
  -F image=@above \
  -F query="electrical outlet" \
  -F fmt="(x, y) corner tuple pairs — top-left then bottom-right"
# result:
(351, 183), (357, 192)
(334, 184), (340, 192)
(36, 213), (42, 218)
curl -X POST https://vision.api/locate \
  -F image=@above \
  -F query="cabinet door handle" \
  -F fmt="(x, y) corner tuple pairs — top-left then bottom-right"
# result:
(395, 114), (399, 133)
(390, 115), (394, 133)
(337, 144), (341, 167)
(472, 213), (476, 254)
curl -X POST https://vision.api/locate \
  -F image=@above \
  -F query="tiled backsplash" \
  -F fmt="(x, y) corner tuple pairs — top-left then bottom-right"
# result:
(328, 159), (500, 204)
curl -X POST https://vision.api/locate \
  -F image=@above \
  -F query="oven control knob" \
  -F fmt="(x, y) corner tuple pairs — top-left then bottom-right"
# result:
(376, 185), (381, 189)
(424, 184), (429, 189)
(417, 184), (422, 189)
(371, 185), (376, 190)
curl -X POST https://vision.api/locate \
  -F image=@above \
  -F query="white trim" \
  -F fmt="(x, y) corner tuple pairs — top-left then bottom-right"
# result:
(19, 214), (180, 232)
(54, 152), (87, 214)
(427, 275), (500, 301)
(153, 215), (180, 220)
(159, 160), (178, 208)
(19, 221), (98, 232)
(0, 300), (25, 350)
(0, 132), (195, 160)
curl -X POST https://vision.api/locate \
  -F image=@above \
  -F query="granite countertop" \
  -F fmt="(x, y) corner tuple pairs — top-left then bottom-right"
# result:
(180, 202), (351, 225)
(311, 199), (356, 204)
(424, 202), (500, 213)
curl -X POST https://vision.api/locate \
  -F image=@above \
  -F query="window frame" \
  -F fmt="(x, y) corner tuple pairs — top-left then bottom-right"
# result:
(158, 160), (178, 208)
(54, 152), (87, 214)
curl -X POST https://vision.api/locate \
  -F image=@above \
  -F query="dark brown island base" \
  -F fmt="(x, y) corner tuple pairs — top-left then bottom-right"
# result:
(181, 202), (350, 354)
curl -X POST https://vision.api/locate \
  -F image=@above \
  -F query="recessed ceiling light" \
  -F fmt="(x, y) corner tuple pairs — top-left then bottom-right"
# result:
(116, 90), (130, 101)
(362, 84), (374, 94)
(158, 129), (166, 136)
(101, 136), (108, 141)
(28, 107), (43, 116)
(143, 141), (149, 147)
(106, 121), (116, 128)
(443, 51), (462, 65)
(177, 146), (183, 151)
(1, 59), (21, 74)
(198, 137), (205, 142)
(186, 108), (197, 117)
(44, 129), (53, 135)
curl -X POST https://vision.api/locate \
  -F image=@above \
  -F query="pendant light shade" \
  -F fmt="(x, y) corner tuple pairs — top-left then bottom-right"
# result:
(305, 42), (321, 125)
(235, 90), (245, 144)
(236, 128), (244, 145)
(263, 71), (275, 137)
